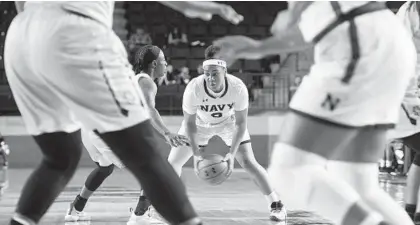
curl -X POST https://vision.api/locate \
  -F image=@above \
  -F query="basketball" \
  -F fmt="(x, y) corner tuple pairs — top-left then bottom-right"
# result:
(196, 154), (230, 185)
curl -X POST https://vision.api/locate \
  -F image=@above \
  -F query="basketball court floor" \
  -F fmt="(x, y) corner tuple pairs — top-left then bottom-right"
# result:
(0, 168), (405, 225)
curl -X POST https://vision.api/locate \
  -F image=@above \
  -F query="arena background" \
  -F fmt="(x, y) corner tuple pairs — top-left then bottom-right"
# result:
(0, 1), (406, 168)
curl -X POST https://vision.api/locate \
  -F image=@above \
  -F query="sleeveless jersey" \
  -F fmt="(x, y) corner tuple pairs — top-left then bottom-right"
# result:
(182, 74), (249, 127)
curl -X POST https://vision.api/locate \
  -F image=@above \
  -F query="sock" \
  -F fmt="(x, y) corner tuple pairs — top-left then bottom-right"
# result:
(134, 195), (151, 216)
(73, 195), (88, 212)
(264, 192), (279, 209)
(407, 204), (416, 219)
(79, 185), (94, 199)
(264, 191), (279, 203)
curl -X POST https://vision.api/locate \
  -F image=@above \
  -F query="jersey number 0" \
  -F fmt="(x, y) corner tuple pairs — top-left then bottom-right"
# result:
(211, 112), (223, 118)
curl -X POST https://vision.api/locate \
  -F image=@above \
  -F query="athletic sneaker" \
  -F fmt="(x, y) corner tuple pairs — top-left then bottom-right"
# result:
(269, 201), (287, 222)
(127, 207), (166, 225)
(64, 202), (91, 222)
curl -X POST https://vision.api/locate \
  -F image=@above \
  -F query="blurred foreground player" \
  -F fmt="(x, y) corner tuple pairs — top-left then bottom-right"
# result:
(65, 45), (189, 224)
(393, 2), (420, 224)
(0, 133), (10, 198)
(215, 1), (416, 225)
(4, 1), (242, 225)
(136, 45), (287, 224)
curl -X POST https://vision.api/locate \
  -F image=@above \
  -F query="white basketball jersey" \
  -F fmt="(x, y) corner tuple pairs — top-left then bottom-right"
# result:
(182, 74), (249, 127)
(25, 1), (115, 28)
(135, 73), (152, 83)
(397, 2), (420, 106)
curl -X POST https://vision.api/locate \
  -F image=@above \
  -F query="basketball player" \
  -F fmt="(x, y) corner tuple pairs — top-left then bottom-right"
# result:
(5, 1), (242, 225)
(135, 45), (287, 224)
(391, 2), (420, 224)
(214, 2), (416, 225)
(0, 133), (10, 198)
(64, 45), (189, 224)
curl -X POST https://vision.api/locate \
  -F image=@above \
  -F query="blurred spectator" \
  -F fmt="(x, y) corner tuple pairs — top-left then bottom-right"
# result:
(157, 64), (177, 86)
(128, 28), (152, 50)
(269, 62), (280, 74)
(167, 26), (188, 46)
(197, 64), (204, 75)
(176, 67), (190, 85)
(289, 76), (302, 101)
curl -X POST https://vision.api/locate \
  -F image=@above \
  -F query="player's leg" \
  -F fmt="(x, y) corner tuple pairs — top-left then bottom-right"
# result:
(66, 129), (120, 221)
(130, 125), (200, 223)
(234, 141), (286, 221)
(5, 9), (86, 225)
(268, 112), (389, 225)
(66, 162), (114, 222)
(327, 128), (414, 225)
(401, 133), (420, 222)
(128, 145), (193, 224)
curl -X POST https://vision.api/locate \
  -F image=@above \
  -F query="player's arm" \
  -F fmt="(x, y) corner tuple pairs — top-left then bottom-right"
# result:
(214, 25), (311, 65)
(138, 78), (171, 136)
(229, 84), (249, 156)
(159, 1), (243, 24)
(213, 2), (313, 64)
(15, 1), (25, 13)
(184, 111), (200, 156)
(182, 82), (201, 157)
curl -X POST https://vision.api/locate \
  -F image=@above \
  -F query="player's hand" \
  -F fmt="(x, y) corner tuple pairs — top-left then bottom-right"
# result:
(213, 36), (261, 66)
(193, 154), (204, 175)
(270, 10), (293, 35)
(178, 2), (243, 25)
(216, 4), (244, 25)
(164, 133), (189, 147)
(223, 153), (235, 177)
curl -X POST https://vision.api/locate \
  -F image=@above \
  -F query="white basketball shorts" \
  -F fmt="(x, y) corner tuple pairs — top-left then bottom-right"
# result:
(290, 10), (416, 128)
(4, 4), (149, 135)
(178, 120), (251, 147)
(81, 129), (124, 168)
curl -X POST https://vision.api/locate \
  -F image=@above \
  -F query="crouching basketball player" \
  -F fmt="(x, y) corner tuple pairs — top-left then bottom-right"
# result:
(392, 2), (420, 224)
(214, 2), (416, 225)
(63, 45), (189, 224)
(136, 45), (287, 223)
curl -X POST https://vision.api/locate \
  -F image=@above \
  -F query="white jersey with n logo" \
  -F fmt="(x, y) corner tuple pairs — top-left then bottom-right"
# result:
(182, 74), (249, 127)
(388, 2), (420, 139)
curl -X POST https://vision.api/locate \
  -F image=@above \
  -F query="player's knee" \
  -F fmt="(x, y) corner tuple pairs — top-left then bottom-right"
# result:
(268, 142), (327, 208)
(239, 158), (259, 172)
(269, 142), (326, 170)
(35, 131), (83, 172)
(98, 164), (115, 177)
(327, 161), (377, 196)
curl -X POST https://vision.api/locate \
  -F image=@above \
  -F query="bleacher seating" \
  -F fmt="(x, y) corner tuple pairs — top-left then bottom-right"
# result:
(125, 1), (288, 75)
